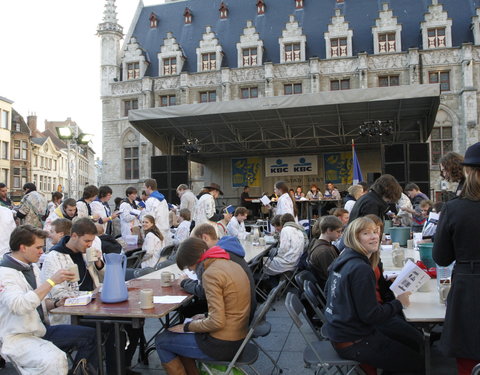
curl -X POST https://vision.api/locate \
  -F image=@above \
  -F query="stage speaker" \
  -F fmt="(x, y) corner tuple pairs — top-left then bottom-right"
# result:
(151, 155), (188, 205)
(383, 143), (430, 194)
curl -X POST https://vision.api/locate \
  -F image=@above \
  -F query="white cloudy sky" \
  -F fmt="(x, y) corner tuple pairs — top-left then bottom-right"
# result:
(0, 0), (161, 155)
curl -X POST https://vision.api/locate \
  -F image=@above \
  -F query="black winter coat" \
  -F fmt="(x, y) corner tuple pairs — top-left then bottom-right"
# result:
(348, 190), (389, 223)
(433, 197), (480, 360)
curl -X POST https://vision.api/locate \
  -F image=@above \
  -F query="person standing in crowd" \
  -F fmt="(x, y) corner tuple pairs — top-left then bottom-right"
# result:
(349, 174), (403, 223)
(323, 217), (424, 374)
(0, 205), (16, 257)
(76, 185), (100, 221)
(16, 183), (47, 228)
(176, 184), (197, 214)
(90, 185), (119, 236)
(433, 142), (480, 375)
(0, 225), (98, 374)
(47, 192), (63, 216)
(119, 187), (142, 239)
(395, 193), (413, 227)
(273, 181), (297, 218)
(226, 206), (248, 240)
(141, 215), (164, 269)
(307, 215), (343, 289)
(439, 151), (466, 197)
(155, 237), (251, 374)
(402, 183), (430, 232)
(343, 184), (364, 213)
(193, 182), (223, 226)
(143, 179), (171, 246)
(174, 209), (191, 244)
(0, 183), (13, 209)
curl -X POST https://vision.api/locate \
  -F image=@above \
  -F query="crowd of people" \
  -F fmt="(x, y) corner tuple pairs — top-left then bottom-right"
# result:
(0, 144), (478, 374)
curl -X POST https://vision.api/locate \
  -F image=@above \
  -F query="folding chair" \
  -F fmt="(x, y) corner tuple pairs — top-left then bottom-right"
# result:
(285, 293), (363, 375)
(472, 364), (480, 375)
(126, 249), (146, 268)
(295, 269), (320, 294)
(200, 280), (286, 375)
(253, 246), (278, 302)
(303, 280), (327, 325)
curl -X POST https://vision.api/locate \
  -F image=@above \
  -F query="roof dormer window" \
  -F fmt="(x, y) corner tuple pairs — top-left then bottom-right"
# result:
(295, 0), (303, 9)
(184, 7), (192, 24)
(219, 2), (228, 19)
(257, 0), (265, 15)
(149, 12), (158, 28)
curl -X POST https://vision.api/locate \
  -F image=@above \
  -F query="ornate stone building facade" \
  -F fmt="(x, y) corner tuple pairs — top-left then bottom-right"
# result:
(98, 0), (480, 199)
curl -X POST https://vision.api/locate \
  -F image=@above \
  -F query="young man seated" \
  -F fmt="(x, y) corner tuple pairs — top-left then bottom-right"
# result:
(183, 223), (256, 321)
(226, 206), (248, 240)
(307, 215), (343, 289)
(48, 218), (73, 248)
(0, 225), (97, 374)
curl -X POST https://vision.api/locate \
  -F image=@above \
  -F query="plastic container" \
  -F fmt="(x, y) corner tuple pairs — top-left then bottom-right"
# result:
(418, 243), (435, 268)
(383, 220), (393, 235)
(389, 227), (411, 246)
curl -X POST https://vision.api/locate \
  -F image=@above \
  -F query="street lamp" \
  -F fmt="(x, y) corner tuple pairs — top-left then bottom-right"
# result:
(55, 126), (93, 199)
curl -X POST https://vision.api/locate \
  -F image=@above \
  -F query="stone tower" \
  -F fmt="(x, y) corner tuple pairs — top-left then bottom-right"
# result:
(97, 0), (123, 97)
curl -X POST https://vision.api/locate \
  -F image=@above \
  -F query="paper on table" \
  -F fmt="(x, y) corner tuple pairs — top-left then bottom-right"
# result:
(390, 259), (430, 296)
(154, 295), (188, 304)
(64, 293), (93, 306)
(260, 195), (271, 206)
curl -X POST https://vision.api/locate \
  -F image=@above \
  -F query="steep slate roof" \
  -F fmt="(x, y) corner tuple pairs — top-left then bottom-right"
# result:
(31, 137), (48, 145)
(11, 109), (31, 135)
(129, 0), (480, 77)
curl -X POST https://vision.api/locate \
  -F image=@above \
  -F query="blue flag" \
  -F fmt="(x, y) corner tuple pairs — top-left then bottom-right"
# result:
(352, 141), (363, 184)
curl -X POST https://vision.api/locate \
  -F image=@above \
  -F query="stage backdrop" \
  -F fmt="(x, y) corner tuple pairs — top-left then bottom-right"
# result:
(231, 157), (262, 187)
(323, 152), (353, 184)
(265, 155), (318, 177)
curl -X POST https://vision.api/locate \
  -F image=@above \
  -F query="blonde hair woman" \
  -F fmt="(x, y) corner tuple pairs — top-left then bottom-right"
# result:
(323, 217), (424, 374)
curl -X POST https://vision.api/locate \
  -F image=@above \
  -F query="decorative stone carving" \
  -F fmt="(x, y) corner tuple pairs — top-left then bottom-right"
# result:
(372, 3), (402, 54)
(319, 58), (357, 74)
(230, 67), (265, 82)
(279, 15), (307, 63)
(154, 76), (181, 91)
(196, 26), (223, 72)
(273, 63), (310, 78)
(111, 81), (142, 95)
(190, 71), (221, 87)
(324, 9), (353, 59)
(421, 0), (452, 50)
(367, 53), (407, 70)
(236, 20), (264, 67)
(421, 49), (460, 66)
(158, 32), (186, 76)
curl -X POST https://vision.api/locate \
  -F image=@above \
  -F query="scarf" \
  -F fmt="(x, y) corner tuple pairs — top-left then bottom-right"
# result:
(0, 254), (46, 324)
(197, 246), (230, 264)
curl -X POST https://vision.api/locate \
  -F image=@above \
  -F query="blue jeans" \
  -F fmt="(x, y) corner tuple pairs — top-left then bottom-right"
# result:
(43, 324), (98, 369)
(155, 331), (214, 363)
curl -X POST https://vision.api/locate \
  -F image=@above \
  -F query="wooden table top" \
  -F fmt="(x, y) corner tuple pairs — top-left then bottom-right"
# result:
(51, 278), (192, 319)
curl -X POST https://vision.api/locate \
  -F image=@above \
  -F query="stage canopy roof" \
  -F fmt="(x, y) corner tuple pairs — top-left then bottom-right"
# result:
(129, 84), (440, 160)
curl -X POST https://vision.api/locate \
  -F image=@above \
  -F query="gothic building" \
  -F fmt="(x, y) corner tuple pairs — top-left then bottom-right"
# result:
(98, 0), (480, 201)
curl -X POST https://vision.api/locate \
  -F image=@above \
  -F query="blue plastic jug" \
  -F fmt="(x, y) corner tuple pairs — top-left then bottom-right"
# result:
(101, 253), (128, 303)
